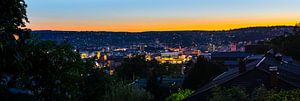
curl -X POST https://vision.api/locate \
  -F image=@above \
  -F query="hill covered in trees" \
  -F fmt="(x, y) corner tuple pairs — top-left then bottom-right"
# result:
(32, 26), (293, 50)
(268, 24), (300, 60)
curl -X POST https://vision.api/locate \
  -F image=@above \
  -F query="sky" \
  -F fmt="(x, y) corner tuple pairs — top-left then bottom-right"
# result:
(26, 0), (300, 32)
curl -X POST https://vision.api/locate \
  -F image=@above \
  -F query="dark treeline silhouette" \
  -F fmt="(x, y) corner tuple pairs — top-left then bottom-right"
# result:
(268, 23), (300, 60)
(115, 56), (183, 101)
(182, 56), (225, 90)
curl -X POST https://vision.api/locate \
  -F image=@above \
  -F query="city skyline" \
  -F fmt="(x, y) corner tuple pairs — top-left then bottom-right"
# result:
(26, 0), (300, 32)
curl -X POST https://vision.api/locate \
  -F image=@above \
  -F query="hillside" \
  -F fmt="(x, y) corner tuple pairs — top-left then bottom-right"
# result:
(31, 26), (293, 50)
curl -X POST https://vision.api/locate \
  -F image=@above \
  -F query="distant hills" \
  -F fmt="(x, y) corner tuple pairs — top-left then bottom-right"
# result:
(31, 26), (294, 50)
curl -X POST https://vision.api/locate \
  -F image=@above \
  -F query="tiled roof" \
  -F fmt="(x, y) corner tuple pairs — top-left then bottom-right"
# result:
(188, 56), (300, 99)
(211, 52), (252, 58)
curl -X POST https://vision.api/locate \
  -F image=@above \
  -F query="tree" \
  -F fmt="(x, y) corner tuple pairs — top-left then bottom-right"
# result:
(0, 0), (31, 71)
(116, 55), (149, 81)
(23, 41), (88, 100)
(166, 89), (194, 101)
(0, 0), (31, 75)
(146, 60), (161, 99)
(162, 63), (183, 77)
(270, 34), (300, 60)
(209, 86), (300, 101)
(267, 23), (300, 60)
(0, 0), (28, 29)
(251, 86), (300, 101)
(102, 81), (153, 101)
(293, 23), (300, 35)
(1, 0), (153, 100)
(80, 61), (117, 101)
(0, 0), (32, 100)
(182, 56), (224, 90)
(209, 87), (249, 101)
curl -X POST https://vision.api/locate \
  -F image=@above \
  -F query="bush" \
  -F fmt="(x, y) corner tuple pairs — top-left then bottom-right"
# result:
(253, 87), (300, 101)
(102, 81), (154, 101)
(209, 86), (300, 101)
(210, 87), (249, 101)
(166, 89), (194, 101)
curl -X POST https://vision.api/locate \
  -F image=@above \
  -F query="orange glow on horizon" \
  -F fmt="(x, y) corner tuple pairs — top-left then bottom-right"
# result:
(27, 17), (299, 32)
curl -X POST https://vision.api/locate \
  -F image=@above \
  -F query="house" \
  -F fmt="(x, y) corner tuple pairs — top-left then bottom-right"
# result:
(185, 51), (300, 101)
(211, 52), (252, 69)
(211, 52), (251, 62)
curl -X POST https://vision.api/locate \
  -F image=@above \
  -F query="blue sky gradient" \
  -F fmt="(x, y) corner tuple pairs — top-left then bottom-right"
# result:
(26, 0), (300, 31)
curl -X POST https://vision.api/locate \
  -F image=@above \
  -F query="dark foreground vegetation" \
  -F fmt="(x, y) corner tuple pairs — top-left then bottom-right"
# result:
(209, 86), (300, 101)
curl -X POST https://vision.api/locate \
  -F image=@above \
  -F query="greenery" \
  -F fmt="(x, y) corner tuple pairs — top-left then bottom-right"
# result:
(79, 61), (114, 101)
(116, 56), (150, 81)
(209, 86), (300, 101)
(3, 0), (299, 101)
(0, 1), (155, 100)
(244, 23), (300, 59)
(237, 23), (300, 59)
(0, 0), (30, 78)
(210, 87), (248, 101)
(252, 87), (300, 101)
(269, 34), (300, 60)
(0, 39), (95, 100)
(116, 56), (183, 100)
(182, 56), (224, 90)
(166, 89), (194, 101)
(161, 63), (183, 77)
(25, 41), (87, 100)
(102, 81), (154, 101)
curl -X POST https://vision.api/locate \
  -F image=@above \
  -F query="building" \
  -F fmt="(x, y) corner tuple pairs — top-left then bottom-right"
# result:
(156, 52), (190, 64)
(229, 42), (237, 52)
(245, 44), (270, 54)
(211, 52), (252, 68)
(211, 52), (251, 62)
(185, 51), (300, 101)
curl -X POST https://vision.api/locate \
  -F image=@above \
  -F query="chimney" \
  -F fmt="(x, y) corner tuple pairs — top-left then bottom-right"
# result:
(269, 66), (279, 88)
(239, 59), (246, 73)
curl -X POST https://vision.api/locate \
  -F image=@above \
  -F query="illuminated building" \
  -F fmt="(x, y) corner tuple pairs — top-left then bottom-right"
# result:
(139, 44), (146, 51)
(81, 53), (88, 59)
(114, 48), (127, 51)
(96, 51), (101, 60)
(103, 55), (107, 61)
(239, 46), (245, 52)
(229, 42), (237, 52)
(145, 54), (152, 61)
(169, 48), (181, 52)
(102, 48), (105, 52)
(184, 50), (202, 56)
(109, 69), (114, 76)
(107, 60), (111, 66)
(156, 52), (191, 64)
(208, 43), (216, 52)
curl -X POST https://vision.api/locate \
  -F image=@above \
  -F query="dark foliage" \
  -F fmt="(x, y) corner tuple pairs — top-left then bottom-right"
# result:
(146, 60), (164, 100)
(115, 55), (150, 81)
(80, 61), (116, 101)
(0, 1), (111, 100)
(182, 56), (225, 90)
(269, 24), (300, 60)
(209, 86), (300, 101)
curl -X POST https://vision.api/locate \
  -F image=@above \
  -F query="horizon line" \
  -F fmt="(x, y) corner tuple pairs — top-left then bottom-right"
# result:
(30, 25), (294, 33)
